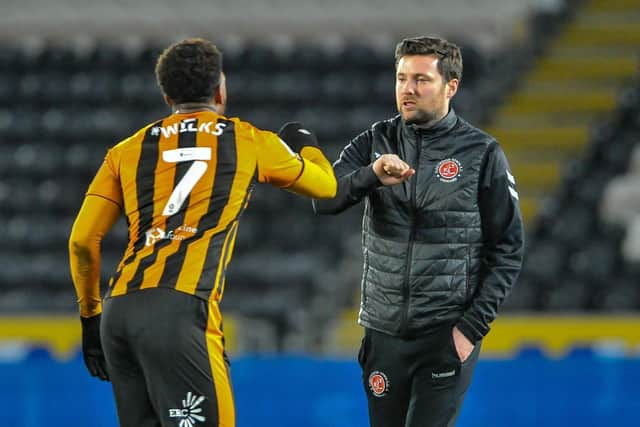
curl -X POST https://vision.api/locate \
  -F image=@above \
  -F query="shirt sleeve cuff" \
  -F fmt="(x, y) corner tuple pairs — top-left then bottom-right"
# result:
(351, 165), (382, 194)
(455, 315), (490, 344)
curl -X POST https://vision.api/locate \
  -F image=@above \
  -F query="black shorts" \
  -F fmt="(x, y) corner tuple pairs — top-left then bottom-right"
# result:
(359, 325), (481, 427)
(101, 288), (235, 427)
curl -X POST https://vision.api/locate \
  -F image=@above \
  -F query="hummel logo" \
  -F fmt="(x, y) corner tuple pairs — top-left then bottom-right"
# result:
(508, 186), (519, 200)
(506, 169), (516, 185)
(431, 370), (456, 379)
(168, 392), (206, 427)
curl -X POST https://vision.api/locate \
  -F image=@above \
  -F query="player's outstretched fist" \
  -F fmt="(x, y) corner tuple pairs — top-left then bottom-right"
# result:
(277, 122), (319, 153)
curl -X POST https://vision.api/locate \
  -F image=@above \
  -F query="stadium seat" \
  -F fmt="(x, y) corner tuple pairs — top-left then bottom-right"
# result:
(542, 277), (588, 312)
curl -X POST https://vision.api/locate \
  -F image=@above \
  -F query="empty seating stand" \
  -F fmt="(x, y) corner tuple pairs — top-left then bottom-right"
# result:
(0, 36), (507, 330)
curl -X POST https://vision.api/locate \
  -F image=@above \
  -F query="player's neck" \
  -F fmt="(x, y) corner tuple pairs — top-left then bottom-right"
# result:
(173, 102), (217, 114)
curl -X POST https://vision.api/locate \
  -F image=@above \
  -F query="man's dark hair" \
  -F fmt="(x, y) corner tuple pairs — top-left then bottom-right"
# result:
(395, 36), (462, 82)
(155, 38), (223, 103)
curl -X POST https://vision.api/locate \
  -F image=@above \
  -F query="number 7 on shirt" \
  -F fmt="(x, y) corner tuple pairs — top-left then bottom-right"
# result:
(161, 147), (212, 217)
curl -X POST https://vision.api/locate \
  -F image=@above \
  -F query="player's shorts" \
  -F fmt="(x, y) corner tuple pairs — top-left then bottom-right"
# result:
(101, 287), (235, 427)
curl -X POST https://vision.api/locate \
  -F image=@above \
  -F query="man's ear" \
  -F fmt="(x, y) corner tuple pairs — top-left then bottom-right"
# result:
(214, 73), (227, 115)
(214, 86), (224, 105)
(446, 78), (459, 99)
(164, 94), (173, 107)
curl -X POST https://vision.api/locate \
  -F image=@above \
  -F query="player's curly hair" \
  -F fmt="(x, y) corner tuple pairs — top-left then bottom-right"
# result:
(155, 38), (223, 103)
(395, 36), (462, 83)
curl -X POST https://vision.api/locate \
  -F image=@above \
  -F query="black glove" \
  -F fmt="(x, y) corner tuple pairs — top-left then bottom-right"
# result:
(81, 314), (109, 381)
(277, 122), (319, 153)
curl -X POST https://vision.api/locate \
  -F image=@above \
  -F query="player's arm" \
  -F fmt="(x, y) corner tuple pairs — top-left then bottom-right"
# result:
(69, 195), (121, 317)
(68, 150), (123, 382)
(68, 194), (119, 382)
(69, 148), (124, 317)
(312, 130), (382, 215)
(256, 123), (337, 198)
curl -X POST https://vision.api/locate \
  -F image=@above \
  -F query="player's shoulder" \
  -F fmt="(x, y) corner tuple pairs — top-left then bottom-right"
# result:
(224, 115), (279, 142)
(113, 119), (162, 150)
(222, 115), (253, 131)
(101, 128), (142, 165)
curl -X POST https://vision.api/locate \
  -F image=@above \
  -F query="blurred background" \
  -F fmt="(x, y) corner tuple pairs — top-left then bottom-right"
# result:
(0, 0), (639, 425)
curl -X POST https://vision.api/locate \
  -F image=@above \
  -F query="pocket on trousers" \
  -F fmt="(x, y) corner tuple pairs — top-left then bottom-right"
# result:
(430, 327), (461, 389)
(460, 340), (480, 368)
(447, 327), (463, 365)
(357, 334), (368, 368)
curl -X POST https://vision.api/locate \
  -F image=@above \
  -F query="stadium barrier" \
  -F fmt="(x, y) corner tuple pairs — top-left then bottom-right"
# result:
(1, 315), (639, 426)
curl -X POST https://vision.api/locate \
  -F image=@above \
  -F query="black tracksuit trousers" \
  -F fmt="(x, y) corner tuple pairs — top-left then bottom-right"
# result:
(359, 326), (481, 427)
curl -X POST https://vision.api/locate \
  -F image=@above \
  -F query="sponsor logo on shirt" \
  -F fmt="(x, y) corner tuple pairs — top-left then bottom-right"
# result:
(145, 225), (198, 247)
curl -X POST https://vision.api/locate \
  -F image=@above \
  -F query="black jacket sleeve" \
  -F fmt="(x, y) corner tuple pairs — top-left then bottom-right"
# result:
(312, 131), (381, 215)
(456, 143), (525, 343)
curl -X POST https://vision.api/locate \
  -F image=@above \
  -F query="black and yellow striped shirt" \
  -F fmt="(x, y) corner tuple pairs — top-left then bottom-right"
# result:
(85, 110), (335, 303)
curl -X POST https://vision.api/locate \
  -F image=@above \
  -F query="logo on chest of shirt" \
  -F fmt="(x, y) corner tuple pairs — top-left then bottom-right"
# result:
(435, 158), (462, 183)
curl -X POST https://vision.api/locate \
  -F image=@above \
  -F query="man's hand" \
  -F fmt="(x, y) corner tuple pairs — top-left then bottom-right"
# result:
(372, 154), (415, 186)
(452, 326), (474, 363)
(81, 314), (109, 381)
(277, 122), (318, 153)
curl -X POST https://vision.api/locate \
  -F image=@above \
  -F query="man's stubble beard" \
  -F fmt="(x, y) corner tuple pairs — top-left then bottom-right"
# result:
(402, 108), (439, 126)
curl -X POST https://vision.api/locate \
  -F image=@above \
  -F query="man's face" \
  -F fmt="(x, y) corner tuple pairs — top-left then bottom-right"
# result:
(395, 54), (457, 126)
